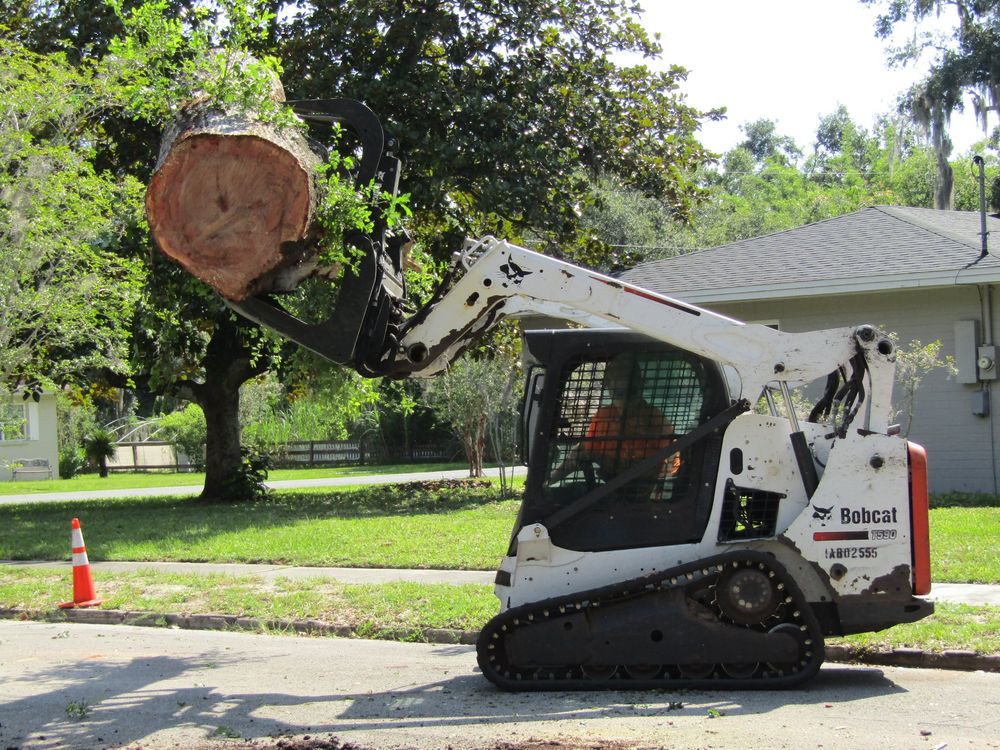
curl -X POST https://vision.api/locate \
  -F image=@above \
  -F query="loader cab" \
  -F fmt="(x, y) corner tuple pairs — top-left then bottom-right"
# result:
(515, 329), (731, 554)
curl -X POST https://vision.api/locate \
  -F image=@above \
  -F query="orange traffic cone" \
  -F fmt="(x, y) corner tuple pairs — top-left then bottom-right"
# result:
(58, 518), (102, 609)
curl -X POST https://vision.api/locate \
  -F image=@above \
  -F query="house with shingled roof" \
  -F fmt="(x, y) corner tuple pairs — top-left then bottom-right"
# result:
(620, 206), (1000, 494)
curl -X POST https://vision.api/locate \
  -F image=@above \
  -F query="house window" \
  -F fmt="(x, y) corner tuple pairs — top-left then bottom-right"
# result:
(0, 402), (27, 441)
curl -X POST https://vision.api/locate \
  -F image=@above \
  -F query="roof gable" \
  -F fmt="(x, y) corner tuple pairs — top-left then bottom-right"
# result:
(620, 206), (1000, 303)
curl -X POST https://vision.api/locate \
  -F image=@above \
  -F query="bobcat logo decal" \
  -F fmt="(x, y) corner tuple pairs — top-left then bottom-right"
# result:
(812, 505), (833, 522)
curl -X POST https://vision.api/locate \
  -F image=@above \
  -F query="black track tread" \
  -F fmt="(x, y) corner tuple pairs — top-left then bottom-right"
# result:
(476, 550), (824, 691)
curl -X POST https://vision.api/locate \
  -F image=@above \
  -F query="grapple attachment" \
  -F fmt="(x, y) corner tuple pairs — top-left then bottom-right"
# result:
(227, 99), (408, 375)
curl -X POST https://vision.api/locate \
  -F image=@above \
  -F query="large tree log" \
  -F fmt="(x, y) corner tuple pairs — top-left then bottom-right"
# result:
(146, 83), (326, 301)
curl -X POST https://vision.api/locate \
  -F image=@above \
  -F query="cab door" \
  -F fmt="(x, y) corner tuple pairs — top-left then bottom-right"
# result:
(519, 333), (729, 553)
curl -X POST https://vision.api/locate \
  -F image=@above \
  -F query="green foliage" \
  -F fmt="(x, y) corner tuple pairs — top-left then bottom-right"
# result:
(241, 368), (381, 452)
(952, 150), (1000, 211)
(579, 176), (679, 271)
(279, 0), (720, 262)
(633, 109), (993, 264)
(863, 0), (1000, 207)
(219, 447), (270, 502)
(84, 428), (117, 462)
(104, 0), (297, 129)
(56, 392), (99, 461)
(58, 448), (86, 480)
(83, 427), (117, 477)
(312, 129), (412, 269)
(0, 39), (145, 389)
(930, 492), (1000, 508)
(422, 353), (521, 478)
(739, 119), (803, 166)
(886, 333), (958, 436)
(866, 0), (1000, 133)
(157, 403), (207, 468)
(64, 701), (91, 720)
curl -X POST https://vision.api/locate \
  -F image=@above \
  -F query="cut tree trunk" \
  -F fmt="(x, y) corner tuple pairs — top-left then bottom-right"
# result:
(146, 87), (326, 300)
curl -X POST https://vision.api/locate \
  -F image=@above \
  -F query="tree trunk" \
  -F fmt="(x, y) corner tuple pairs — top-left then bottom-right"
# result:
(199, 375), (243, 500)
(146, 93), (325, 300)
(929, 107), (954, 211)
(935, 152), (954, 211)
(180, 318), (267, 502)
(463, 417), (486, 477)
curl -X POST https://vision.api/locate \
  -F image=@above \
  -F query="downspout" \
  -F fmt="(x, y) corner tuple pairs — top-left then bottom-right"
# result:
(973, 156), (997, 493)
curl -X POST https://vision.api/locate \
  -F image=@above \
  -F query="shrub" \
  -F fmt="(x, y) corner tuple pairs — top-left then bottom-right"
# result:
(158, 403), (207, 469)
(930, 492), (1000, 508)
(58, 447), (86, 479)
(219, 447), (271, 502)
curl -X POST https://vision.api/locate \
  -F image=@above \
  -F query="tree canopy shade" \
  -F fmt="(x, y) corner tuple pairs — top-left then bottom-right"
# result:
(277, 0), (722, 257)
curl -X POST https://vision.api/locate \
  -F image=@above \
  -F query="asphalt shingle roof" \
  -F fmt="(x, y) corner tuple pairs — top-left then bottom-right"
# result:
(620, 206), (1000, 303)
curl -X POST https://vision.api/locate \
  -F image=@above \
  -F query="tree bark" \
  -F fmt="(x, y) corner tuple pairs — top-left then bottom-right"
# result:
(179, 318), (267, 501)
(198, 373), (243, 500)
(462, 417), (486, 477)
(146, 96), (325, 300)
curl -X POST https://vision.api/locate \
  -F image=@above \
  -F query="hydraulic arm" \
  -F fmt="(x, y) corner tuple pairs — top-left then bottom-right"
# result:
(385, 237), (897, 432)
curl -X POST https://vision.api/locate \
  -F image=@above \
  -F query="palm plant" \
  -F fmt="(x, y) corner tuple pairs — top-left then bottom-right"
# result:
(83, 428), (117, 478)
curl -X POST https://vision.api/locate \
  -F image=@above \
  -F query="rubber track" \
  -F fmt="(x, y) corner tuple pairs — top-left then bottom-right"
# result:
(476, 551), (825, 691)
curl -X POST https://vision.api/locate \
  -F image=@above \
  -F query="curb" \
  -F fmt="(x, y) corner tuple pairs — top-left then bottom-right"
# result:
(0, 607), (479, 646)
(2, 607), (997, 673)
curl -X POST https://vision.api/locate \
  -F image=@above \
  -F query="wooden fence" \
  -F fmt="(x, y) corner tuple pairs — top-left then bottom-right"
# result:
(107, 439), (458, 472)
(272, 440), (458, 468)
(107, 441), (192, 473)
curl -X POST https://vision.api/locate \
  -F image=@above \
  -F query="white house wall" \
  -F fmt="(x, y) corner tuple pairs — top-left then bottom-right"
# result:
(0, 393), (59, 481)
(706, 284), (998, 495)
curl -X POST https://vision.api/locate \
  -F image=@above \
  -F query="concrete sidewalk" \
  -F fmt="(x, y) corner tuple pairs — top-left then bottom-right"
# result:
(0, 466), (526, 505)
(5, 559), (998, 605)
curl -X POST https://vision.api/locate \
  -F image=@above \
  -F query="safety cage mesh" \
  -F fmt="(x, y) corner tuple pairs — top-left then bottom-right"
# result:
(545, 352), (705, 505)
(718, 479), (785, 541)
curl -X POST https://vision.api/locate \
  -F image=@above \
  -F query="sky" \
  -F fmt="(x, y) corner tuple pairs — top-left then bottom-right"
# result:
(636, 0), (988, 158)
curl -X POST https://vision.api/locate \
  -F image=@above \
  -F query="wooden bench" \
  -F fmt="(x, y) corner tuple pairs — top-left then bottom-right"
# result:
(12, 458), (53, 480)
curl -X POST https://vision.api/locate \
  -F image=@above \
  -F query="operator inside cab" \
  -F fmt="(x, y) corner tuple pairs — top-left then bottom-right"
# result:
(548, 355), (680, 489)
(522, 333), (724, 551)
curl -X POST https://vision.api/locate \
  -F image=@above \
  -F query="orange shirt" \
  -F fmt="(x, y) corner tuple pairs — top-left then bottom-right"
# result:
(585, 403), (680, 476)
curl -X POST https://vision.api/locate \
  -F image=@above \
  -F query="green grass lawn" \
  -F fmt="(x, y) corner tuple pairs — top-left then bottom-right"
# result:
(830, 602), (1000, 655)
(0, 462), (472, 495)
(0, 567), (495, 636)
(0, 481), (996, 654)
(0, 483), (520, 570)
(929, 506), (1000, 583)
(0, 566), (995, 654)
(0, 486), (992, 581)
